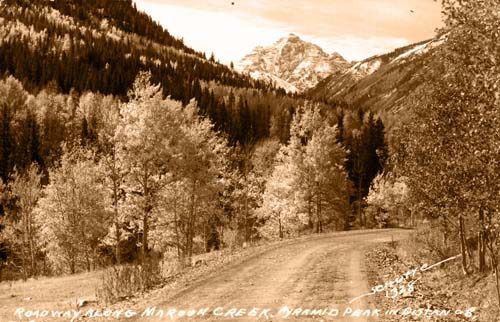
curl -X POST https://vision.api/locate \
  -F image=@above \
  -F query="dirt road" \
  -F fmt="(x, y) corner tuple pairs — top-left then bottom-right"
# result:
(132, 230), (411, 322)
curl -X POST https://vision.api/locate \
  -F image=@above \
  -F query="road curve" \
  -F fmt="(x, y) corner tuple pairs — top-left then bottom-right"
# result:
(133, 229), (411, 322)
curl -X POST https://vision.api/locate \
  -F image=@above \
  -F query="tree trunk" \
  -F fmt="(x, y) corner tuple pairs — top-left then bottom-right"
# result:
(307, 196), (313, 230)
(28, 228), (36, 276)
(486, 236), (500, 307)
(478, 208), (486, 272)
(113, 171), (121, 264)
(278, 215), (283, 239)
(459, 215), (471, 275)
(494, 257), (500, 307)
(142, 168), (150, 262)
(142, 213), (148, 261)
(20, 245), (27, 281)
(85, 251), (91, 272)
(21, 217), (28, 280)
(315, 184), (321, 234)
(204, 220), (209, 253)
(114, 222), (121, 264)
(358, 175), (363, 227)
(173, 202), (181, 259)
(26, 211), (36, 277)
(244, 186), (250, 242)
(69, 256), (75, 274)
(185, 179), (197, 262)
(318, 189), (322, 233)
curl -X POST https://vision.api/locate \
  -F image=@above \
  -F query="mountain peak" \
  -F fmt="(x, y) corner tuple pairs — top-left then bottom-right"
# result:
(275, 33), (305, 48)
(330, 51), (344, 59)
(236, 35), (351, 93)
(286, 33), (301, 40)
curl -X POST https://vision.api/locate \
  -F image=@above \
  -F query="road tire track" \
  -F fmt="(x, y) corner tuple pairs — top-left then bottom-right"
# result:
(131, 230), (411, 322)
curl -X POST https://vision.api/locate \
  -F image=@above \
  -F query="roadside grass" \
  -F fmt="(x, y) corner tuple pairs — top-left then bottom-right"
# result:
(365, 235), (499, 321)
(0, 235), (302, 322)
(0, 228), (401, 322)
(0, 235), (302, 321)
(107, 228), (404, 313)
(0, 271), (101, 321)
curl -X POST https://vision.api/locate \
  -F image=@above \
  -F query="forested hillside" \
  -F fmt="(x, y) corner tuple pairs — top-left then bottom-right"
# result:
(0, 0), (388, 283)
(0, 0), (292, 148)
(0, 0), (264, 94)
(309, 37), (445, 131)
(360, 1), (500, 318)
(0, 0), (492, 317)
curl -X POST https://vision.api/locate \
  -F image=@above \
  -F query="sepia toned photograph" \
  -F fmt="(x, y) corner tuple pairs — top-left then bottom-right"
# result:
(0, 0), (498, 321)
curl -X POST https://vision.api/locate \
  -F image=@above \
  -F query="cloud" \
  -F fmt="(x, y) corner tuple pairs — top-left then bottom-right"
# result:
(134, 1), (293, 63)
(302, 35), (410, 62)
(134, 0), (441, 63)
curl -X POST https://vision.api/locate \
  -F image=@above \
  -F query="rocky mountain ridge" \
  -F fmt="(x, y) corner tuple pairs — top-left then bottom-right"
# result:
(236, 33), (351, 93)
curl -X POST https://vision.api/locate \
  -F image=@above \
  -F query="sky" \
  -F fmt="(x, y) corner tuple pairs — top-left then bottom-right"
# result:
(133, 0), (443, 64)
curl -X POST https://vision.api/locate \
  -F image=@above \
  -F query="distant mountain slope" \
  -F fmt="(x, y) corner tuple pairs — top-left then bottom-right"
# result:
(0, 0), (305, 146)
(308, 36), (445, 123)
(0, 0), (269, 98)
(236, 33), (351, 93)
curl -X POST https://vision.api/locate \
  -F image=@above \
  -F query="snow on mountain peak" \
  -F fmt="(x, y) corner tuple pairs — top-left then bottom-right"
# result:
(236, 34), (351, 93)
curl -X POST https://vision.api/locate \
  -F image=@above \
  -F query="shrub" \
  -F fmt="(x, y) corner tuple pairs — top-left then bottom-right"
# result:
(222, 228), (238, 250)
(401, 226), (459, 264)
(96, 257), (162, 304)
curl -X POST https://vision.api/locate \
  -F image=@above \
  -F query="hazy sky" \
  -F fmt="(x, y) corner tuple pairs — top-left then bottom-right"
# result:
(134, 0), (443, 63)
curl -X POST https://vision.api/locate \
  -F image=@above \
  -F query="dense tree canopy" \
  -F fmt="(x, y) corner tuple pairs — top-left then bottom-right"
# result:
(0, 0), (389, 281)
(392, 0), (500, 276)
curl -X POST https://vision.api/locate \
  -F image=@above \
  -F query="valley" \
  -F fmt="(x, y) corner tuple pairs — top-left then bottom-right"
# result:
(0, 1), (498, 321)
